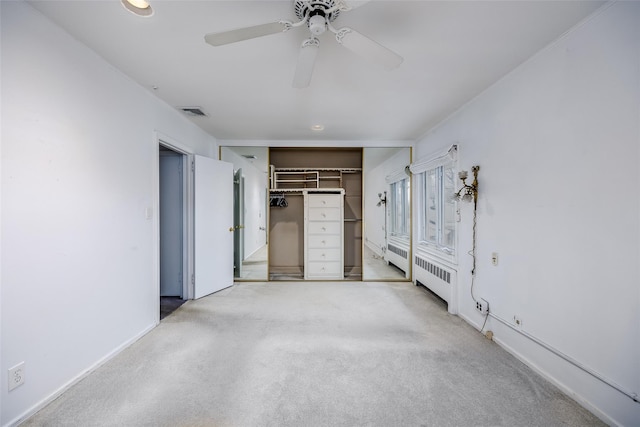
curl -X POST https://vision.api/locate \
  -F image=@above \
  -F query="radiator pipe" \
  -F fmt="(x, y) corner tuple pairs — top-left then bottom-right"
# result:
(488, 312), (639, 404)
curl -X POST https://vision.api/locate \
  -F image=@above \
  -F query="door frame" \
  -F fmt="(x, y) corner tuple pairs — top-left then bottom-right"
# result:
(154, 132), (194, 323)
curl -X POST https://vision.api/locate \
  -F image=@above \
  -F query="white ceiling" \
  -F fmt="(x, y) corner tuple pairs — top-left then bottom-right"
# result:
(29, 0), (604, 142)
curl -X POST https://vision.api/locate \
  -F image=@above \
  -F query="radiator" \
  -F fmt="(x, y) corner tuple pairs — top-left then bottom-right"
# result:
(385, 242), (409, 278)
(414, 255), (457, 314)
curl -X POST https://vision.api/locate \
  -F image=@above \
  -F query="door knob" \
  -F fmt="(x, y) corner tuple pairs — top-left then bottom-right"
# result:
(229, 227), (234, 232)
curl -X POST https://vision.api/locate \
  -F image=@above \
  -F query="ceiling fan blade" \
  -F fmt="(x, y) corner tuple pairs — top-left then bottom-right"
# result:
(335, 27), (403, 70)
(205, 21), (290, 46)
(293, 38), (320, 89)
(341, 0), (372, 10)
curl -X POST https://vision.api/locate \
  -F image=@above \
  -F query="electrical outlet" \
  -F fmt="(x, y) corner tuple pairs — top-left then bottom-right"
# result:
(475, 298), (489, 315)
(8, 362), (25, 391)
(491, 252), (499, 266)
(513, 316), (523, 329)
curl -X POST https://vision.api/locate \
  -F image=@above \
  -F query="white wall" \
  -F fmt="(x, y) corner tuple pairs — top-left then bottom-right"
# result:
(0, 2), (217, 425)
(220, 148), (268, 258)
(414, 2), (640, 425)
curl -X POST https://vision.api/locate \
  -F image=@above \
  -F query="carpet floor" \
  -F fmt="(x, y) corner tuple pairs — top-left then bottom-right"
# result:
(23, 282), (604, 427)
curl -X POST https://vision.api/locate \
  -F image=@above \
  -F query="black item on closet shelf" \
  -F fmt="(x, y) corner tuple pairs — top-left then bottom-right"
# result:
(270, 193), (288, 208)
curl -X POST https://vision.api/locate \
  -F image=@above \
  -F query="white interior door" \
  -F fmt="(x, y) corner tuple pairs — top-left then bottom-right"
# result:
(194, 155), (234, 299)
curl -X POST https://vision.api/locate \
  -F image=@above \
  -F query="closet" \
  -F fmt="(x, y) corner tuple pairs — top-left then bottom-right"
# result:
(269, 148), (362, 280)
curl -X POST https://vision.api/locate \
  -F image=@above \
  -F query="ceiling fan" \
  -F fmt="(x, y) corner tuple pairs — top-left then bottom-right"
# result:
(204, 0), (403, 88)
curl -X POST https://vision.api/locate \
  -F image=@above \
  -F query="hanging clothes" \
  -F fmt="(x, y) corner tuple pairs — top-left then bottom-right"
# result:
(269, 193), (288, 207)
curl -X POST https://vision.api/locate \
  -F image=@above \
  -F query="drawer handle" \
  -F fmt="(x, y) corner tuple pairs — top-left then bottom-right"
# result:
(321, 227), (326, 231)
(322, 240), (326, 244)
(322, 200), (326, 204)
(321, 213), (326, 218)
(321, 253), (326, 257)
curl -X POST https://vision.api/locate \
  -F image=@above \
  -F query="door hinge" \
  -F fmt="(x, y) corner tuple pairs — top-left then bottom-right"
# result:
(191, 274), (195, 285)
(191, 161), (195, 172)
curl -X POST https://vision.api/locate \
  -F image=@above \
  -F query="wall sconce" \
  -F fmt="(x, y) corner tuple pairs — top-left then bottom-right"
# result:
(455, 166), (479, 204)
(377, 191), (387, 207)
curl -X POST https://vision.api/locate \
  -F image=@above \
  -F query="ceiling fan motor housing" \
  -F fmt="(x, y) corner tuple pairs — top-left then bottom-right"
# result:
(294, 0), (340, 23)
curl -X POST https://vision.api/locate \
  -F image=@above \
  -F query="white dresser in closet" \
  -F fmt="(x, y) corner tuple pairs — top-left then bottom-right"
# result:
(304, 190), (345, 280)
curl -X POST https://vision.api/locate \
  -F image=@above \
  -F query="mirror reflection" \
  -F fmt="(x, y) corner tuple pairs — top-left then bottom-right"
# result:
(362, 147), (412, 281)
(220, 147), (269, 280)
(222, 146), (411, 282)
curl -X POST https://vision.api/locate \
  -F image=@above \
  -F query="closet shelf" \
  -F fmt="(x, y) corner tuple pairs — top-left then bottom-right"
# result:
(274, 167), (362, 172)
(269, 188), (308, 193)
(270, 188), (344, 194)
(271, 167), (361, 190)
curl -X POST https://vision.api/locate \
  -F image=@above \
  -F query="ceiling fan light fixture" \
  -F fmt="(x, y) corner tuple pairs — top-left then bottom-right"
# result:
(311, 124), (325, 131)
(308, 14), (327, 36)
(121, 0), (153, 17)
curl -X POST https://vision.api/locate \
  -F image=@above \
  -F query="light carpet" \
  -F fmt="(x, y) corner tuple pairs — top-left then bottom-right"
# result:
(23, 281), (604, 427)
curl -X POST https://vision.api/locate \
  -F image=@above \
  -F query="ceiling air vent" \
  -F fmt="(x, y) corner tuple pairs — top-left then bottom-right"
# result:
(178, 107), (208, 117)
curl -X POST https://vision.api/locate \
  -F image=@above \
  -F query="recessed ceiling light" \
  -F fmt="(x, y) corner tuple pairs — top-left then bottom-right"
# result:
(311, 124), (324, 131)
(121, 0), (153, 17)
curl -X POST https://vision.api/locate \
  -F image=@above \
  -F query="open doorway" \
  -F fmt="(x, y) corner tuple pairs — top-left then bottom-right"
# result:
(159, 145), (187, 319)
(155, 138), (235, 320)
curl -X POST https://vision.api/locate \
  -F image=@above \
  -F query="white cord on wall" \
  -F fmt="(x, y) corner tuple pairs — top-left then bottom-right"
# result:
(489, 311), (639, 404)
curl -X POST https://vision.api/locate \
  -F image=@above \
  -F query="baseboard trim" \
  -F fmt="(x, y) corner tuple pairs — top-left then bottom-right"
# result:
(490, 334), (617, 426)
(458, 311), (623, 427)
(5, 322), (158, 427)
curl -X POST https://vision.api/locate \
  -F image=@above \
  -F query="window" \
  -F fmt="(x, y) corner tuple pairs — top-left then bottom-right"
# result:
(389, 177), (410, 238)
(418, 164), (455, 254)
(411, 146), (457, 259)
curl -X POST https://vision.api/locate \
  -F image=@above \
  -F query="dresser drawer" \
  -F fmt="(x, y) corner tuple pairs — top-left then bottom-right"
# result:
(308, 221), (341, 235)
(307, 235), (342, 248)
(308, 248), (342, 261)
(308, 195), (342, 208)
(306, 261), (343, 277)
(308, 207), (341, 221)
